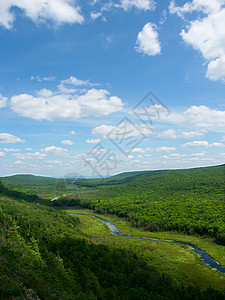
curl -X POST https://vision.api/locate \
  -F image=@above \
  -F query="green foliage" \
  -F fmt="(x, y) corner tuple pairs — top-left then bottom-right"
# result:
(60, 165), (225, 245)
(0, 179), (40, 202)
(0, 165), (225, 299)
(1, 195), (224, 299)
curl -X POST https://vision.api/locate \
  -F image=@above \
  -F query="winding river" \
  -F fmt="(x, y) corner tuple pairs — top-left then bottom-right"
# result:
(69, 213), (225, 274)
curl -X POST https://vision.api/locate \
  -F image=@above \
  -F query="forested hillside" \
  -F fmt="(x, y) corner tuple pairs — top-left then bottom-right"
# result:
(2, 184), (224, 299)
(57, 165), (225, 245)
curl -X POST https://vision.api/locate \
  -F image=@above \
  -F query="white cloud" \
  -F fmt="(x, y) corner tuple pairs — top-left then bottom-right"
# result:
(181, 141), (209, 148)
(3, 148), (21, 152)
(158, 129), (207, 139)
(0, 133), (25, 143)
(41, 146), (68, 157)
(10, 88), (123, 121)
(210, 142), (225, 147)
(169, 0), (225, 18)
(207, 56), (225, 81)
(0, 151), (6, 158)
(92, 123), (153, 139)
(25, 148), (32, 151)
(88, 147), (109, 154)
(184, 105), (225, 129)
(120, 0), (156, 11)
(162, 151), (206, 160)
(31, 75), (42, 82)
(12, 152), (47, 160)
(159, 9), (167, 25)
(83, 158), (95, 163)
(45, 160), (63, 164)
(90, 12), (102, 20)
(31, 75), (56, 82)
(0, 94), (7, 108)
(170, 0), (225, 81)
(190, 151), (206, 157)
(70, 131), (76, 135)
(157, 105), (225, 132)
(37, 89), (53, 97)
(59, 76), (97, 90)
(158, 129), (206, 139)
(61, 140), (74, 145)
(90, 0), (98, 5)
(156, 146), (176, 152)
(158, 129), (177, 139)
(57, 85), (77, 94)
(86, 138), (102, 144)
(222, 135), (225, 142)
(135, 22), (161, 56)
(181, 130), (206, 139)
(43, 76), (56, 81)
(0, 0), (84, 29)
(129, 147), (152, 153)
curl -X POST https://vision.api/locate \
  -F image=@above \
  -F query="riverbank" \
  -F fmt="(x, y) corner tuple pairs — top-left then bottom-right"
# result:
(59, 207), (225, 292)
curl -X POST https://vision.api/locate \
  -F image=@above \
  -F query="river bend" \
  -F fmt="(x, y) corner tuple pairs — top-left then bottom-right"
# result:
(69, 213), (225, 274)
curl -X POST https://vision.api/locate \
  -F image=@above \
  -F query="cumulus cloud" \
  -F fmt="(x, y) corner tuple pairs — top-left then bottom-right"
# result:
(170, 0), (225, 81)
(0, 151), (6, 158)
(120, 0), (156, 11)
(135, 22), (161, 56)
(86, 138), (102, 144)
(156, 146), (176, 152)
(61, 140), (74, 145)
(0, 133), (25, 143)
(158, 129), (206, 139)
(41, 146), (68, 157)
(181, 141), (209, 148)
(10, 88), (123, 121)
(92, 122), (153, 139)
(0, 0), (84, 29)
(36, 89), (53, 97)
(181, 130), (206, 139)
(210, 142), (225, 148)
(3, 148), (21, 152)
(184, 105), (225, 129)
(70, 131), (76, 135)
(12, 152), (47, 160)
(158, 129), (178, 139)
(129, 147), (152, 153)
(58, 76), (98, 93)
(157, 105), (225, 132)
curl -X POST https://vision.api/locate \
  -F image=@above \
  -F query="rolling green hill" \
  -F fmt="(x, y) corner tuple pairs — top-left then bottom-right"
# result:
(0, 165), (225, 298)
(57, 165), (225, 245)
(2, 188), (224, 299)
(0, 174), (58, 187)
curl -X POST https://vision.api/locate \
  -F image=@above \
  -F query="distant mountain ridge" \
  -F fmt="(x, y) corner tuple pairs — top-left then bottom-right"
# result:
(1, 164), (224, 188)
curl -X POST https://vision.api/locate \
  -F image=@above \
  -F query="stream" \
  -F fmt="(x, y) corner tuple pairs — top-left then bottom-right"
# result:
(69, 213), (225, 274)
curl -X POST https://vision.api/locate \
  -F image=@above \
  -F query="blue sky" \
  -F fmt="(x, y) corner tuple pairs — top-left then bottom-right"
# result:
(0, 0), (225, 177)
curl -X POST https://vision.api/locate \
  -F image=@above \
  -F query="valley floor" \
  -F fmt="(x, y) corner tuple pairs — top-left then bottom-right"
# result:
(59, 207), (225, 293)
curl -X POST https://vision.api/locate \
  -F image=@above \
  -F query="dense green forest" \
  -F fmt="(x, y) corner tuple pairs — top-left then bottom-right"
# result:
(56, 165), (225, 245)
(2, 184), (225, 299)
(0, 165), (225, 299)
